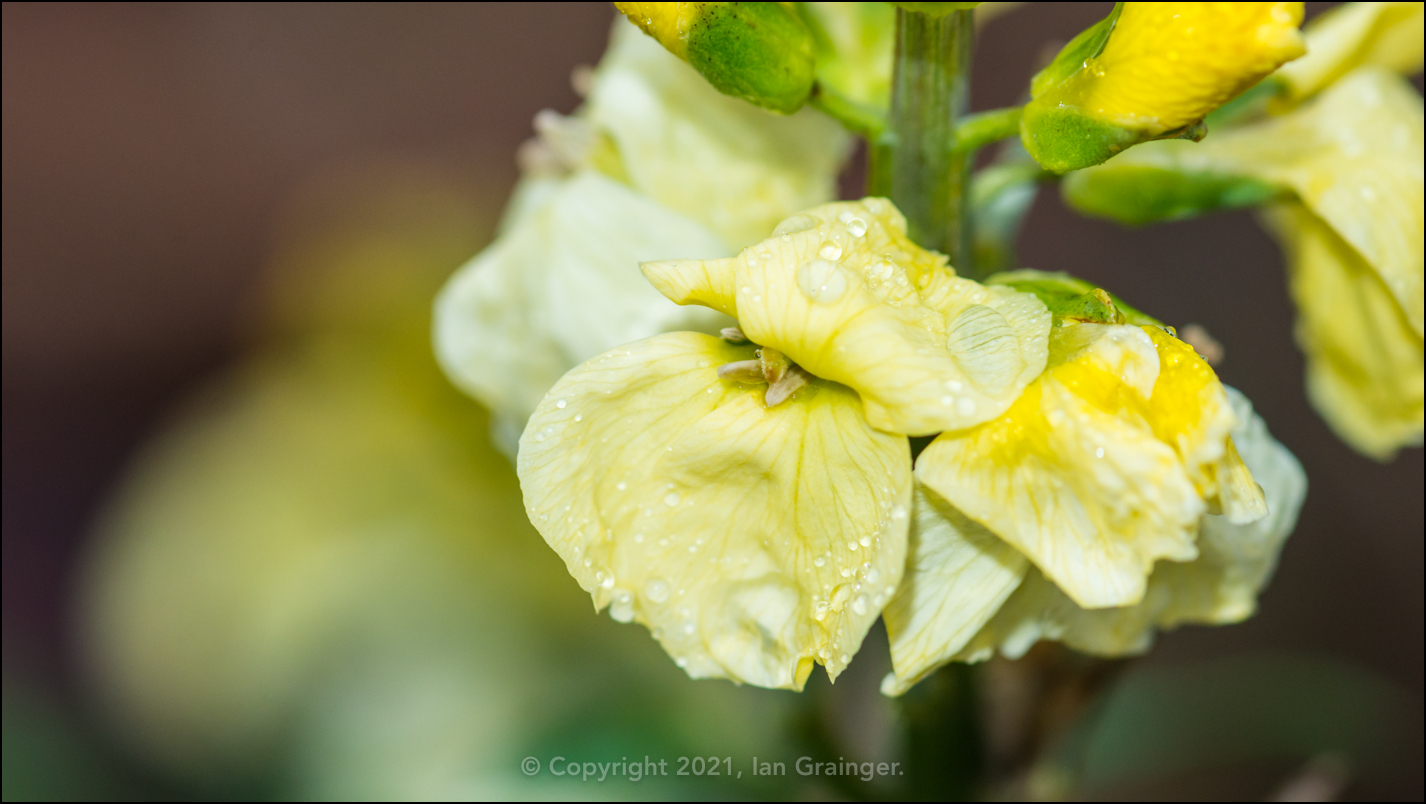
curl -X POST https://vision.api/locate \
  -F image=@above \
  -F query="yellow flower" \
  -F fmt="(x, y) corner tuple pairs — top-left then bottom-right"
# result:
(913, 320), (1260, 611)
(1022, 2), (1306, 172)
(434, 20), (848, 453)
(518, 199), (1050, 688)
(1064, 65), (1424, 457)
(884, 375), (1301, 692)
(902, 387), (1303, 680)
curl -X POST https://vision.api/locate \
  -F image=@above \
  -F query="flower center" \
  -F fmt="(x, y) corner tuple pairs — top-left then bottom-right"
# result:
(715, 327), (811, 407)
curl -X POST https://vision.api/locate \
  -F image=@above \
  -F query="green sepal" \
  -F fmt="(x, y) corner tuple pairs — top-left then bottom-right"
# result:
(686, 3), (817, 114)
(1030, 3), (1123, 99)
(1019, 103), (1141, 175)
(1063, 165), (1284, 226)
(986, 269), (1164, 327)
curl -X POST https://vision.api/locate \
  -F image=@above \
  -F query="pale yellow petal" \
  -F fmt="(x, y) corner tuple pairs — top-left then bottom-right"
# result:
(588, 20), (850, 248)
(517, 332), (912, 689)
(433, 171), (731, 452)
(1276, 1), (1425, 101)
(917, 323), (1204, 609)
(880, 483), (1028, 696)
(956, 385), (1306, 658)
(643, 199), (1051, 435)
(1265, 203), (1424, 458)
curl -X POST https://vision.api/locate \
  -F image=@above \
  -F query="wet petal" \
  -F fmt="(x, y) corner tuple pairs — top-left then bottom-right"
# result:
(955, 385), (1305, 658)
(518, 332), (912, 689)
(880, 483), (1028, 696)
(916, 323), (1209, 609)
(643, 199), (1051, 435)
(433, 171), (731, 453)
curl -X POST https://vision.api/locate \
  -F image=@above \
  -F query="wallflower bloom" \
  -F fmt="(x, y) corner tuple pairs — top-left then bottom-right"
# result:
(434, 20), (848, 453)
(882, 275), (1298, 693)
(518, 199), (1050, 688)
(1063, 43), (1423, 458)
(886, 387), (1304, 693)
(1022, 2), (1306, 172)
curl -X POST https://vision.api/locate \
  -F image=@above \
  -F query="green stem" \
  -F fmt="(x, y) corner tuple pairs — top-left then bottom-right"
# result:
(955, 106), (1023, 154)
(808, 82), (886, 140)
(878, 7), (975, 276)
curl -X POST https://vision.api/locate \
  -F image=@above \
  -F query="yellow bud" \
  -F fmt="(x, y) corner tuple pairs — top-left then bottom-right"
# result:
(616, 2), (694, 58)
(1023, 2), (1306, 173)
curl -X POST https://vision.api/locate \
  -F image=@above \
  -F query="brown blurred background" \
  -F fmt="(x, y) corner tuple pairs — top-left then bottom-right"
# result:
(3, 1), (1421, 797)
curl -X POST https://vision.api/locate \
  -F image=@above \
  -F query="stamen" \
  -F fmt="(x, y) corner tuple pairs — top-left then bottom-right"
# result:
(758, 347), (792, 385)
(765, 366), (810, 407)
(716, 360), (765, 383)
(720, 327), (748, 343)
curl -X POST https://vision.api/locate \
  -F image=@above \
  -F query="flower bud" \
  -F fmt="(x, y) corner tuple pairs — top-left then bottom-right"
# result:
(1021, 2), (1306, 173)
(615, 2), (817, 113)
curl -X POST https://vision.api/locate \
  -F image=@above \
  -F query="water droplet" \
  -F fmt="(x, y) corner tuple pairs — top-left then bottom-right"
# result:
(600, 573), (616, 590)
(859, 535), (871, 547)
(797, 259), (850, 304)
(535, 432), (546, 442)
(610, 591), (634, 622)
(890, 505), (908, 520)
(683, 622), (696, 635)
(664, 492), (680, 506)
(555, 398), (567, 409)
(773, 214), (818, 236)
(846, 217), (867, 237)
(847, 540), (859, 551)
(634, 532), (645, 543)
(840, 653), (850, 664)
(584, 558), (593, 567)
(676, 657), (689, 667)
(645, 578), (671, 604)
(573, 414), (582, 422)
(957, 398), (977, 416)
(1095, 446), (1105, 459)
(944, 379), (964, 392)
(851, 595), (869, 616)
(818, 241), (843, 261)
(866, 567), (880, 583)
(813, 556), (826, 567)
(841, 568), (853, 577)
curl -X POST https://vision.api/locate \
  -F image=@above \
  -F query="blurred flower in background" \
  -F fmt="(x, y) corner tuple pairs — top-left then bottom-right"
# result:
(75, 166), (801, 798)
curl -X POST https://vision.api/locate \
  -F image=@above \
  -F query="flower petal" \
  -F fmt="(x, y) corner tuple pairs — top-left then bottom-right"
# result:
(1275, 1), (1425, 102)
(916, 323), (1205, 609)
(1265, 203), (1424, 458)
(518, 332), (912, 689)
(955, 385), (1305, 658)
(433, 171), (731, 453)
(880, 483), (1028, 696)
(643, 199), (1051, 435)
(589, 20), (849, 247)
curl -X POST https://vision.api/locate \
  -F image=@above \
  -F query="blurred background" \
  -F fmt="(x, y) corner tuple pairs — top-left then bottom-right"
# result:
(3, 2), (1421, 800)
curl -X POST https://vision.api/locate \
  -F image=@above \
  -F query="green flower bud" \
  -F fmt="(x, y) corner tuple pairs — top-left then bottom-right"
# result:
(616, 2), (816, 114)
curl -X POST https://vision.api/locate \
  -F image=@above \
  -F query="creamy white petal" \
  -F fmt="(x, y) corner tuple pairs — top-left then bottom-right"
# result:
(433, 171), (731, 448)
(588, 20), (851, 248)
(517, 332), (912, 689)
(1276, 1), (1425, 101)
(643, 199), (1051, 435)
(881, 483), (1028, 696)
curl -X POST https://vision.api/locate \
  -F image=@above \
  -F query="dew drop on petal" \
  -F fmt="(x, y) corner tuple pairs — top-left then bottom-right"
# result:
(645, 578), (671, 604)
(846, 217), (867, 237)
(818, 240), (844, 261)
(797, 259), (849, 304)
(610, 591), (634, 622)
(555, 399), (567, 409)
(813, 556), (826, 567)
(1095, 446), (1105, 459)
(956, 398), (977, 417)
(664, 492), (681, 506)
(851, 596), (869, 616)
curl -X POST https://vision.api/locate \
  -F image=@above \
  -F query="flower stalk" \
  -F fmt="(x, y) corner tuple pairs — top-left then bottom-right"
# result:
(875, 7), (976, 276)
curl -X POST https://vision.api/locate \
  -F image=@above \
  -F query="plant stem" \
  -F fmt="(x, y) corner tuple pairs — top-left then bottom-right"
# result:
(809, 83), (886, 140)
(876, 7), (975, 276)
(955, 106), (1023, 154)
